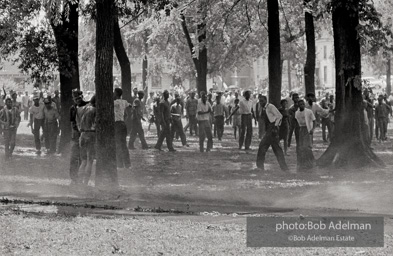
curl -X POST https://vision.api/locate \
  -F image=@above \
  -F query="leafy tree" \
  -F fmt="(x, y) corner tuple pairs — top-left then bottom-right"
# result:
(0, 0), (81, 152)
(133, 0), (267, 94)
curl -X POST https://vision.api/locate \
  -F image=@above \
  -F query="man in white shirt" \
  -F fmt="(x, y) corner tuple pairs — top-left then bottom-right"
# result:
(256, 95), (288, 171)
(295, 99), (316, 170)
(113, 88), (131, 169)
(238, 90), (254, 150)
(197, 91), (213, 152)
(22, 91), (30, 121)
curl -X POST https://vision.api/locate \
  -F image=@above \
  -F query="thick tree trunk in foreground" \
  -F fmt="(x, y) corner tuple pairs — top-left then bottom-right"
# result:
(114, 18), (132, 103)
(304, 0), (316, 95)
(51, 0), (80, 154)
(95, 0), (118, 188)
(387, 58), (391, 96)
(317, 0), (383, 168)
(287, 60), (292, 91)
(267, 0), (282, 107)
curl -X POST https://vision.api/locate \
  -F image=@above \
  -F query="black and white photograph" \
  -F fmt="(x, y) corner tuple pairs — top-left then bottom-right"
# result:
(0, 0), (392, 255)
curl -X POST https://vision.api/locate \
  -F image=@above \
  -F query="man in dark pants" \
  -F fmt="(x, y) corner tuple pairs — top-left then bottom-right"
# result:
(184, 91), (198, 136)
(28, 96), (45, 155)
(288, 93), (300, 148)
(43, 98), (59, 154)
(197, 91), (213, 152)
(114, 88), (132, 168)
(69, 90), (87, 185)
(212, 95), (228, 141)
(129, 90), (149, 150)
(256, 96), (289, 171)
(155, 90), (176, 152)
(170, 95), (188, 147)
(0, 98), (21, 160)
(238, 90), (254, 150)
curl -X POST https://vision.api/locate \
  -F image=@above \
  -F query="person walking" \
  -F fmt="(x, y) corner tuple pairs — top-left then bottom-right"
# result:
(155, 90), (176, 152)
(254, 94), (266, 139)
(43, 98), (59, 154)
(238, 90), (254, 150)
(212, 95), (228, 141)
(226, 98), (241, 139)
(288, 93), (300, 148)
(28, 95), (45, 155)
(0, 98), (21, 160)
(197, 91), (213, 152)
(22, 91), (30, 121)
(113, 88), (131, 168)
(184, 91), (199, 136)
(295, 99), (316, 170)
(128, 90), (149, 150)
(256, 96), (288, 171)
(278, 99), (290, 155)
(69, 90), (87, 185)
(375, 95), (390, 142)
(170, 95), (188, 147)
(320, 99), (332, 142)
(78, 95), (96, 185)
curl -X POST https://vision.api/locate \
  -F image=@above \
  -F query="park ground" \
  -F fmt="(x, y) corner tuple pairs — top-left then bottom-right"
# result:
(0, 119), (393, 255)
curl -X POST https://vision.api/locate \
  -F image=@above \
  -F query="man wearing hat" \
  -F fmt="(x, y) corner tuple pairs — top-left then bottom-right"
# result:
(43, 97), (59, 154)
(69, 89), (87, 184)
(28, 95), (45, 154)
(128, 90), (149, 150)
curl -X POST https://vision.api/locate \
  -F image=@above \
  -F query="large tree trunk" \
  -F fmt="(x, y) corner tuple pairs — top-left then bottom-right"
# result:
(304, 0), (316, 95)
(317, 0), (383, 168)
(50, 0), (80, 153)
(267, 0), (282, 107)
(114, 18), (132, 103)
(387, 58), (391, 95)
(95, 0), (118, 188)
(287, 59), (292, 91)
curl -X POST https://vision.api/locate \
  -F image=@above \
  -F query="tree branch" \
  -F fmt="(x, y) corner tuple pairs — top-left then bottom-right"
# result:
(181, 13), (198, 67)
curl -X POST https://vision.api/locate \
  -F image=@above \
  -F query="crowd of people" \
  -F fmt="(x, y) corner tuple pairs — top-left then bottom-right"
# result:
(1, 84), (392, 186)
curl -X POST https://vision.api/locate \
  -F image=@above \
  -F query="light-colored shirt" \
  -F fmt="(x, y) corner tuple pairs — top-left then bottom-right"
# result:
(22, 95), (30, 107)
(114, 99), (130, 122)
(212, 103), (228, 117)
(197, 99), (212, 121)
(238, 99), (253, 115)
(171, 103), (183, 119)
(29, 104), (45, 120)
(307, 102), (329, 118)
(295, 108), (316, 132)
(265, 103), (282, 126)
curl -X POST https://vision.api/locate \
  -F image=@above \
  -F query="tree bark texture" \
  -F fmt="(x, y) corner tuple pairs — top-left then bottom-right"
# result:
(181, 14), (207, 95)
(387, 58), (391, 95)
(114, 18), (132, 103)
(267, 0), (282, 107)
(50, 0), (80, 154)
(317, 0), (384, 168)
(95, 0), (119, 188)
(287, 59), (292, 91)
(304, 0), (316, 95)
